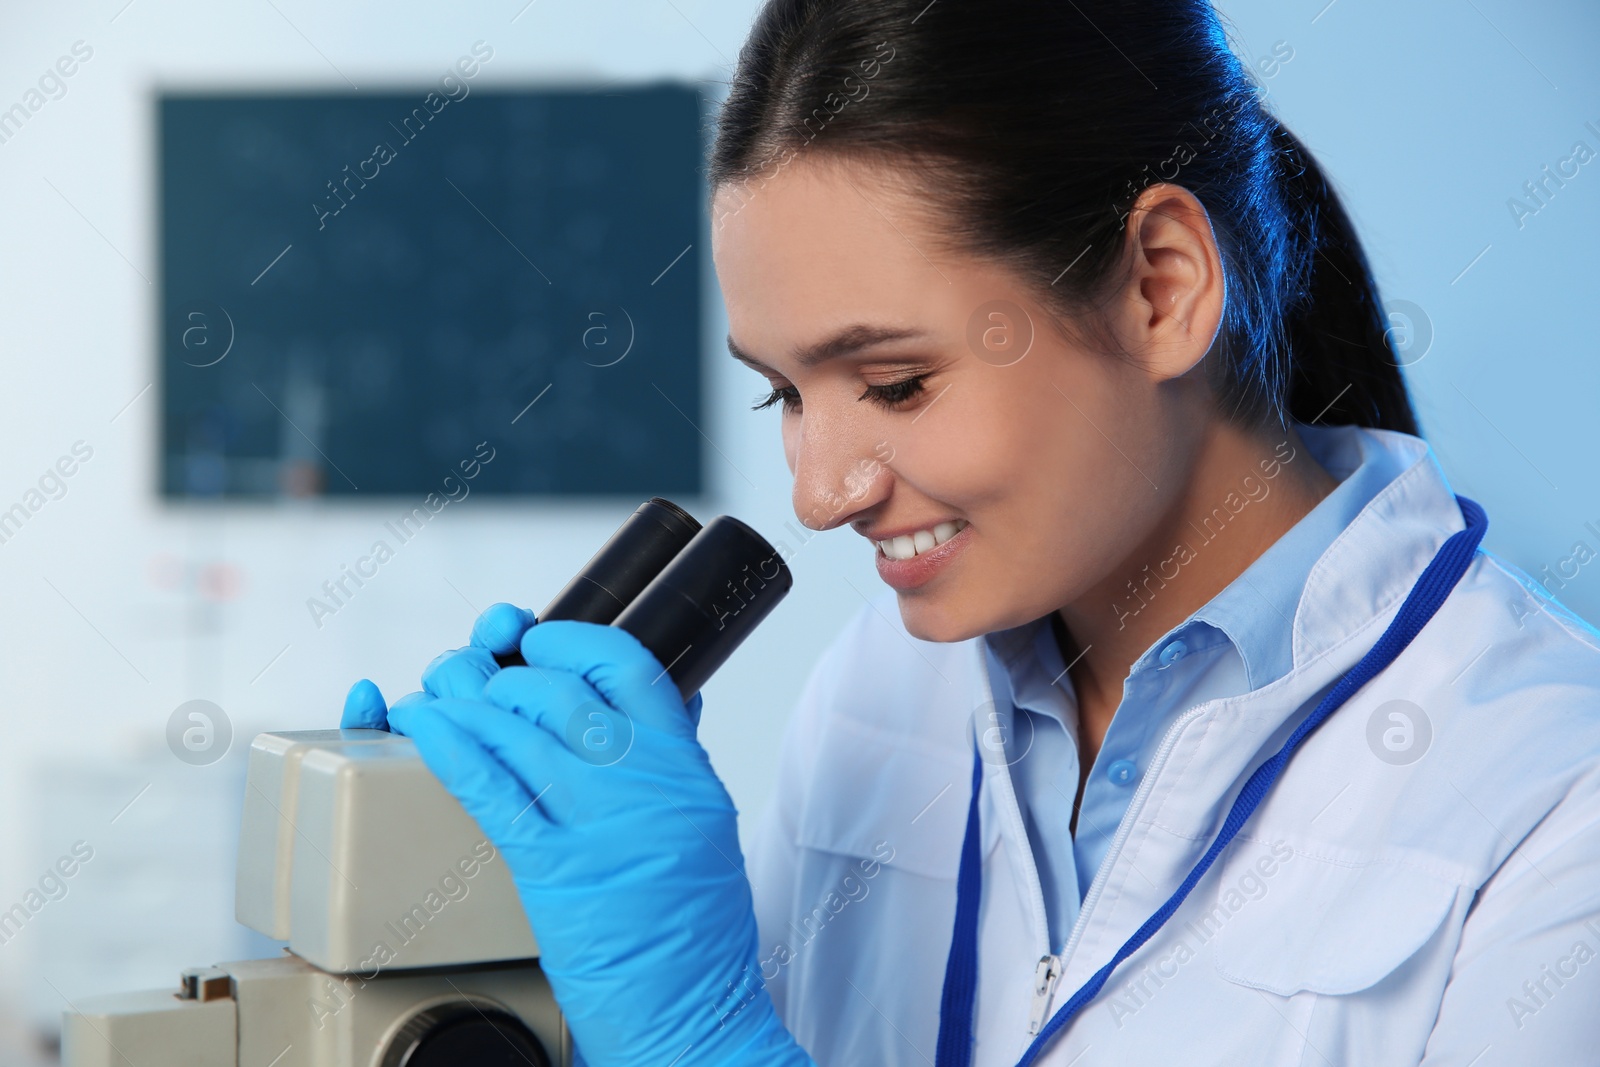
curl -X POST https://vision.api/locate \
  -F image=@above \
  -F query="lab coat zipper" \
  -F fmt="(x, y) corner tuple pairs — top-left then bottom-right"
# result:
(1027, 954), (1062, 1034)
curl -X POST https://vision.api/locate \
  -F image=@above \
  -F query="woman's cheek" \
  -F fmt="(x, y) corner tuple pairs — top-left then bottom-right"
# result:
(888, 392), (1018, 503)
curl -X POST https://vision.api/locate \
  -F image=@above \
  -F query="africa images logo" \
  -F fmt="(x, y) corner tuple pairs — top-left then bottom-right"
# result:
(1365, 699), (1432, 766)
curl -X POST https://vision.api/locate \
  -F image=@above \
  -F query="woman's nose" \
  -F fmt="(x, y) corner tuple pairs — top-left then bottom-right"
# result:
(790, 426), (893, 532)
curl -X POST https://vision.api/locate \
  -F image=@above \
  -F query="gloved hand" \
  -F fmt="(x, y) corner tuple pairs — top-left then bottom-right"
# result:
(339, 601), (538, 731)
(387, 620), (808, 1067)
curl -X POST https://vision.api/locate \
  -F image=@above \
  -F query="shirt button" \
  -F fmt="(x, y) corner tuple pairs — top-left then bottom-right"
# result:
(1158, 639), (1188, 667)
(1106, 759), (1138, 786)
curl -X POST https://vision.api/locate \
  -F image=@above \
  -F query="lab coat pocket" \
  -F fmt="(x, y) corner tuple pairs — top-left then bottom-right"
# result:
(1207, 839), (1465, 997)
(794, 711), (976, 880)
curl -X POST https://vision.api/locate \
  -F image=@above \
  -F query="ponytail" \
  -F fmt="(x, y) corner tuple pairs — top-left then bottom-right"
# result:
(1272, 122), (1419, 434)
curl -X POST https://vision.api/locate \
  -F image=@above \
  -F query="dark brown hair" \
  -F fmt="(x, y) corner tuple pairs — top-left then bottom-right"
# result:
(708, 0), (1418, 435)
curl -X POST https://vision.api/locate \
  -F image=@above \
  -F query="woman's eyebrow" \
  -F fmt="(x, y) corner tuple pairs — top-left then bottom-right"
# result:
(726, 324), (928, 373)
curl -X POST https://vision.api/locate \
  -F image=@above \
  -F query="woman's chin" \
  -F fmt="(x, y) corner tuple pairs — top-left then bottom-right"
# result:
(895, 578), (1060, 644)
(895, 594), (997, 645)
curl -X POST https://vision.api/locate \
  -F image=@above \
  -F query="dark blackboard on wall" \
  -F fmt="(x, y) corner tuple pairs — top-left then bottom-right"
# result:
(159, 84), (704, 498)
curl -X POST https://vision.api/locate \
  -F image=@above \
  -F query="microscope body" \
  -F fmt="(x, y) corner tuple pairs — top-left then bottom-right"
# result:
(62, 730), (570, 1067)
(61, 501), (794, 1065)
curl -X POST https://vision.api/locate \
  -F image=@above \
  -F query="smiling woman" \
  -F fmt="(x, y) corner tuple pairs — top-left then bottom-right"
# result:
(694, 1), (1600, 1066)
(343, 2), (1600, 1066)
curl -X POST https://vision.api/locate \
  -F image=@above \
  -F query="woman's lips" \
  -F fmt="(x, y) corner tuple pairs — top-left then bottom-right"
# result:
(873, 522), (973, 590)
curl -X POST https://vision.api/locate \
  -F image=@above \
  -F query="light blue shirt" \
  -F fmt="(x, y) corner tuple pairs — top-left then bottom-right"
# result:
(985, 421), (1397, 952)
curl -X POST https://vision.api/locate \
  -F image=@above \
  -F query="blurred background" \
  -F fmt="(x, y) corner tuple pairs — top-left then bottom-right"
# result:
(0, 0), (1595, 1060)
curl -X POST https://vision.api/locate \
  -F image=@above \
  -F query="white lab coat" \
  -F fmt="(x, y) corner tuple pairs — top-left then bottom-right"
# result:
(748, 426), (1600, 1066)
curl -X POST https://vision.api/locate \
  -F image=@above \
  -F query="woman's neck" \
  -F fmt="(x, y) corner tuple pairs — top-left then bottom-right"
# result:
(1055, 420), (1339, 767)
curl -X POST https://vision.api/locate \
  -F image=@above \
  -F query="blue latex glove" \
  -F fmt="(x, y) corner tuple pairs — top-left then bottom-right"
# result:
(340, 602), (538, 731)
(386, 620), (807, 1067)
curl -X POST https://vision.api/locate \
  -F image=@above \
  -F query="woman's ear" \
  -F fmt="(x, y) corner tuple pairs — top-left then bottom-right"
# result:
(1107, 183), (1226, 383)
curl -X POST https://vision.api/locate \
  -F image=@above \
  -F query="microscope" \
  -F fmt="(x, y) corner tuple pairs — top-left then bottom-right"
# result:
(60, 500), (792, 1067)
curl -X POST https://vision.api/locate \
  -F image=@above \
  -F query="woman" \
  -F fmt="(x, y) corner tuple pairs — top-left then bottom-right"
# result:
(343, 1), (1600, 1064)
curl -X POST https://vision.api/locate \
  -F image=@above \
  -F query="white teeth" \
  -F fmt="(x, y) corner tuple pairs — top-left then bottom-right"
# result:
(877, 519), (967, 560)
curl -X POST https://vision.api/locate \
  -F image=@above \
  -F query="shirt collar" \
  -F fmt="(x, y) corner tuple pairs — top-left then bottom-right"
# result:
(1184, 420), (1400, 689)
(981, 606), (1080, 739)
(1290, 426), (1466, 668)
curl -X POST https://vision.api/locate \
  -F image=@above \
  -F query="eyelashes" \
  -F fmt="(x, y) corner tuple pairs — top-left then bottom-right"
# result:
(751, 385), (799, 412)
(861, 374), (928, 408)
(751, 374), (931, 414)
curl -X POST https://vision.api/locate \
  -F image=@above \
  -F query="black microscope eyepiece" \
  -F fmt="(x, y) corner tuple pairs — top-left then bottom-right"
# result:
(494, 498), (791, 701)
(613, 514), (793, 700)
(494, 497), (701, 667)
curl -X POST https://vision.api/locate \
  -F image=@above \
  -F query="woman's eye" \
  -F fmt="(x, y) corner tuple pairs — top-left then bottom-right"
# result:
(752, 385), (800, 412)
(860, 374), (929, 409)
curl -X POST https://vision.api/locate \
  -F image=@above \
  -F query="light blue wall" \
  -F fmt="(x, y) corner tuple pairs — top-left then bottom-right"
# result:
(1213, 0), (1600, 622)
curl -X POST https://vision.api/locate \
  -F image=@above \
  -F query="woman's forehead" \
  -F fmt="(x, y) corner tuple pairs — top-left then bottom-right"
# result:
(712, 160), (1010, 368)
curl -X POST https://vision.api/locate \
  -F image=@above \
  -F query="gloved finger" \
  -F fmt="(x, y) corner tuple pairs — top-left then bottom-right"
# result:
(470, 602), (538, 655)
(341, 679), (389, 730)
(391, 697), (575, 826)
(422, 646), (500, 699)
(383, 689), (434, 736)
(440, 681), (665, 833)
(483, 665), (631, 750)
(517, 620), (694, 737)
